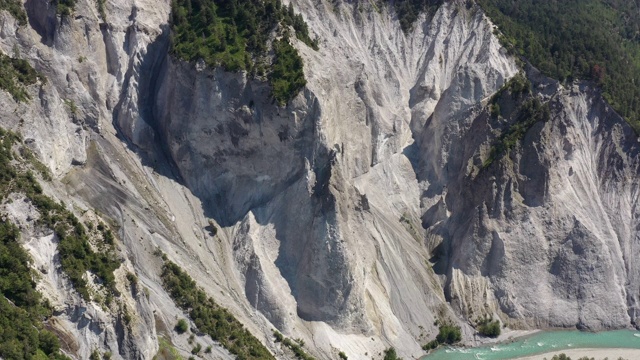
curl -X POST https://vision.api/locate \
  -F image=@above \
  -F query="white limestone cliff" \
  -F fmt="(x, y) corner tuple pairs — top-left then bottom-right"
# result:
(0, 0), (638, 359)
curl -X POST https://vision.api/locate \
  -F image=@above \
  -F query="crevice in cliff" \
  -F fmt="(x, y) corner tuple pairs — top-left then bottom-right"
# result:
(24, 0), (57, 46)
(111, 23), (183, 187)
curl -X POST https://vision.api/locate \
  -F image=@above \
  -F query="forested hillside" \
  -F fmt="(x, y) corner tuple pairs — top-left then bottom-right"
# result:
(477, 0), (640, 132)
(170, 0), (317, 104)
(394, 0), (443, 33)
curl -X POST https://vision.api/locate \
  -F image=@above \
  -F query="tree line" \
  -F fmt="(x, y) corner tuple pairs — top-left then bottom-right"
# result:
(170, 0), (317, 104)
(478, 0), (640, 133)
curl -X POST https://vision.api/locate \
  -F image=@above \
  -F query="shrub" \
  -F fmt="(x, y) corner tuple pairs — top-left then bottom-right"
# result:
(435, 324), (462, 345)
(273, 330), (284, 342)
(121, 305), (132, 325)
(90, 350), (101, 360)
(383, 347), (402, 360)
(63, 99), (77, 115)
(95, 0), (106, 21)
(126, 272), (138, 285)
(0, 0), (27, 25)
(273, 331), (314, 359)
(0, 52), (43, 102)
(207, 219), (217, 236)
(338, 351), (348, 360)
(422, 323), (462, 351)
(490, 103), (501, 118)
(422, 340), (439, 351)
(55, 0), (76, 16)
(477, 319), (501, 338)
(175, 319), (189, 334)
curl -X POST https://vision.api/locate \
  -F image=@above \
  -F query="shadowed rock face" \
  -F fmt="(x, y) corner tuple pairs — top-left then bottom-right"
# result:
(153, 59), (320, 228)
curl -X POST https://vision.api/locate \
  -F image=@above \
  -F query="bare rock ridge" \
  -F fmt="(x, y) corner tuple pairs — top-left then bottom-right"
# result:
(0, 0), (639, 359)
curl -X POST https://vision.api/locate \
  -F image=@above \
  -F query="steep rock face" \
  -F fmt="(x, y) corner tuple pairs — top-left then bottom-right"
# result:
(2, 0), (640, 359)
(425, 70), (640, 329)
(0, 9), (86, 176)
(0, 0), (237, 359)
(149, 0), (517, 357)
(149, 0), (640, 356)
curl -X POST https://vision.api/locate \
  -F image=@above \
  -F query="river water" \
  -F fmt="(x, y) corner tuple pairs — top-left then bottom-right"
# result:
(422, 330), (640, 360)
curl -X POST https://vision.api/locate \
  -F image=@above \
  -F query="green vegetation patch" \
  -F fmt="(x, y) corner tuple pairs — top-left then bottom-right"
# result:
(548, 354), (617, 360)
(476, 318), (501, 338)
(0, 52), (43, 102)
(153, 336), (183, 360)
(394, 0), (443, 33)
(481, 74), (549, 168)
(491, 72), (530, 103)
(0, 285), (70, 360)
(478, 0), (640, 133)
(273, 331), (315, 360)
(160, 259), (274, 359)
(0, 118), (120, 358)
(270, 38), (306, 105)
(174, 318), (188, 334)
(383, 347), (403, 360)
(54, 212), (120, 300)
(95, 0), (106, 21)
(0, 129), (70, 360)
(422, 323), (462, 351)
(17, 177), (120, 302)
(0, 128), (120, 301)
(435, 323), (462, 344)
(0, 0), (27, 25)
(55, 0), (77, 16)
(170, 0), (317, 104)
(484, 97), (550, 168)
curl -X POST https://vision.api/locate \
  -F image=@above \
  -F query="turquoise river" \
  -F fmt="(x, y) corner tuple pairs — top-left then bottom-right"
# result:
(422, 330), (640, 360)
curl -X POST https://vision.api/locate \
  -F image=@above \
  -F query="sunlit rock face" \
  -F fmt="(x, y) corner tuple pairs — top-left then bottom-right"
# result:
(2, 0), (639, 358)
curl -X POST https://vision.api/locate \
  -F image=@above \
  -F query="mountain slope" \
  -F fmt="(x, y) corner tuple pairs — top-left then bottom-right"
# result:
(0, 0), (639, 359)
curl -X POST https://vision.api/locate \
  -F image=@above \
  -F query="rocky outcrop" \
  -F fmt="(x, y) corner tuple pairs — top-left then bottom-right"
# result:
(426, 70), (640, 330)
(0, 0), (230, 358)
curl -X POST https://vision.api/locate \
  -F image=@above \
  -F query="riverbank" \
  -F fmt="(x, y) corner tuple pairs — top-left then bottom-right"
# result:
(421, 329), (640, 360)
(469, 329), (540, 347)
(515, 347), (640, 359)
